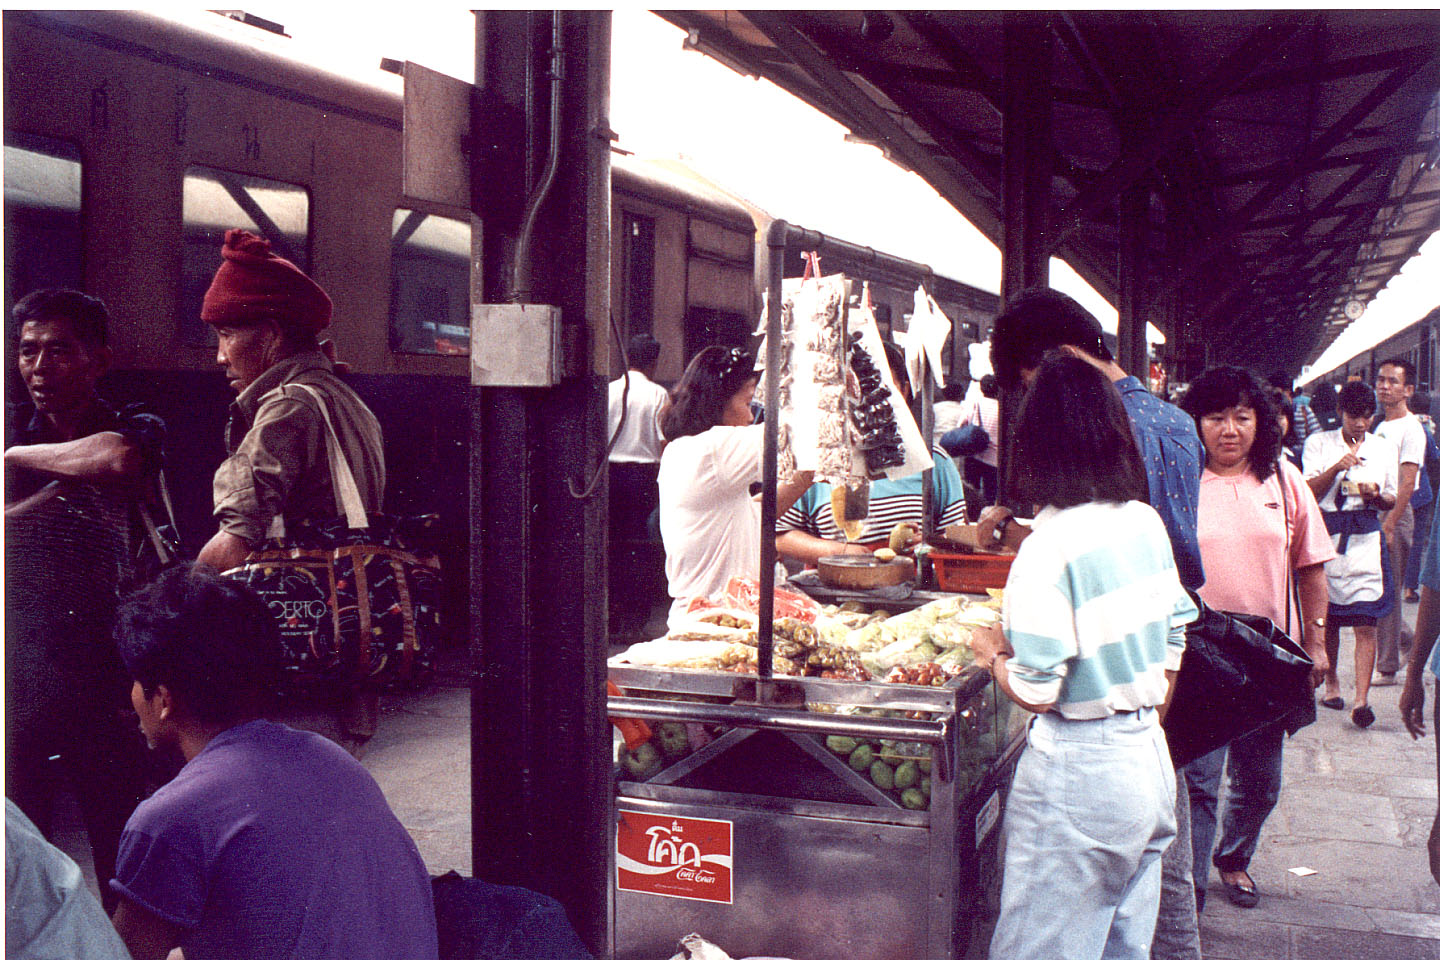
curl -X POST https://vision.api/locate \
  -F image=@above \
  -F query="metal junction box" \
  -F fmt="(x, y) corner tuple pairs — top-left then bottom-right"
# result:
(470, 303), (562, 387)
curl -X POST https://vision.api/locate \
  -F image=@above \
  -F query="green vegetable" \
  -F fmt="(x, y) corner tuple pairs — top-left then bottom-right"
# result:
(849, 743), (876, 772)
(901, 787), (928, 810)
(655, 723), (689, 758)
(917, 757), (932, 774)
(894, 760), (919, 790)
(870, 760), (895, 791)
(826, 735), (859, 756)
(920, 776), (931, 796)
(620, 741), (660, 778)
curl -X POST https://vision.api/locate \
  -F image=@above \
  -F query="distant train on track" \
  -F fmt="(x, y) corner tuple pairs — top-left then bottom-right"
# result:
(3, 9), (997, 633)
(1305, 305), (1440, 399)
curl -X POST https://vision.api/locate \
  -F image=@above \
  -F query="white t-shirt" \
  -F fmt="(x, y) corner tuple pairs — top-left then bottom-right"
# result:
(931, 400), (964, 446)
(1302, 429), (1398, 604)
(607, 371), (669, 463)
(1302, 430), (1398, 512)
(658, 423), (764, 626)
(1375, 411), (1426, 468)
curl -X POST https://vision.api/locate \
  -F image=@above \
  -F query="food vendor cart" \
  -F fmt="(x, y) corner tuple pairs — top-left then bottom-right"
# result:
(607, 662), (1025, 960)
(605, 222), (1026, 959)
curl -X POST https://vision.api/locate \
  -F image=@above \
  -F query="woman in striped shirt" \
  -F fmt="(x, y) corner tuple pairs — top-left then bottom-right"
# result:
(971, 352), (1197, 960)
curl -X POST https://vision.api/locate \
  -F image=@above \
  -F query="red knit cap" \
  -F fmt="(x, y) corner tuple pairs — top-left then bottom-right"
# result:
(200, 229), (332, 334)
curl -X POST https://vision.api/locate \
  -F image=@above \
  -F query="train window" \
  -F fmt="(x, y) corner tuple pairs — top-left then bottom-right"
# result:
(4, 133), (83, 319)
(180, 165), (310, 345)
(622, 212), (655, 336)
(389, 209), (471, 356)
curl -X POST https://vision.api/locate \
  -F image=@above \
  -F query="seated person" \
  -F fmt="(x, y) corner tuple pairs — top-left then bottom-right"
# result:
(7, 798), (132, 960)
(777, 343), (966, 563)
(108, 565), (438, 960)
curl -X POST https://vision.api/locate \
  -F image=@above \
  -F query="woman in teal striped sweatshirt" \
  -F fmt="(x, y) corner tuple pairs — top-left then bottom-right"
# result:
(972, 352), (1198, 960)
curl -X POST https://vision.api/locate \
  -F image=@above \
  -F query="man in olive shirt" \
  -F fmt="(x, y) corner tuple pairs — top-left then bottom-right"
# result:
(194, 229), (385, 749)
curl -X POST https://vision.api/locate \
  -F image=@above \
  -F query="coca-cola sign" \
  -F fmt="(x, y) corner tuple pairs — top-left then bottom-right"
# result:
(616, 811), (733, 904)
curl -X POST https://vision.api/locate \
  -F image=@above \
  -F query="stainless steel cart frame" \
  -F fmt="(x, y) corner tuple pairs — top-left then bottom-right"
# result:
(608, 665), (1023, 960)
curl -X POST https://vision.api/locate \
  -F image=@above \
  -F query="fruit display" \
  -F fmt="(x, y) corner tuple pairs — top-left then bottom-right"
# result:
(823, 734), (936, 810)
(615, 720), (721, 782)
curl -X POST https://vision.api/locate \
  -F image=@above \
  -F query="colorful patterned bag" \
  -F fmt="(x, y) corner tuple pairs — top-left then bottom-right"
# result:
(223, 383), (441, 690)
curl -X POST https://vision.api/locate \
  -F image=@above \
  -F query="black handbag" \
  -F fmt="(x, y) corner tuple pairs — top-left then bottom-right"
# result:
(1162, 593), (1316, 768)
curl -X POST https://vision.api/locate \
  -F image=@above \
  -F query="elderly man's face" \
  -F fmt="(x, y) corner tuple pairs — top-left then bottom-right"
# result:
(17, 316), (107, 419)
(215, 319), (283, 393)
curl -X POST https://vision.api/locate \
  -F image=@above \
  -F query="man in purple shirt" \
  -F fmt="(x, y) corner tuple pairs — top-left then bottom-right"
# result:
(108, 565), (438, 960)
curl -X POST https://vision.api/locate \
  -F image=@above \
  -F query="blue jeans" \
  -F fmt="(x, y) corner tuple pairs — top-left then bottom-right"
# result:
(989, 709), (1176, 960)
(1406, 501), (1434, 592)
(1182, 721), (1284, 904)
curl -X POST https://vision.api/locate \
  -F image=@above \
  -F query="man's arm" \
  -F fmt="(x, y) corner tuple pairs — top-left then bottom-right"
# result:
(4, 431), (141, 486)
(776, 529), (852, 564)
(1306, 454), (1352, 501)
(111, 899), (181, 960)
(1400, 586), (1440, 738)
(196, 530), (253, 572)
(1386, 461), (1419, 537)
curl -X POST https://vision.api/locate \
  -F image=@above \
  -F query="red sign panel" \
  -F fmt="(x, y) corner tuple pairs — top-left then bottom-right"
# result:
(616, 811), (733, 904)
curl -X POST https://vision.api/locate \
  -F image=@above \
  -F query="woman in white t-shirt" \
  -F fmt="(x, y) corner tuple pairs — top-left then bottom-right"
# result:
(657, 346), (813, 627)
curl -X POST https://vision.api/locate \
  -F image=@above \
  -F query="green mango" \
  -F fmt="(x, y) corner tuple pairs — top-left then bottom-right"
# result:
(893, 760), (919, 790)
(826, 735), (859, 756)
(870, 760), (895, 791)
(848, 743), (876, 772)
(901, 787), (928, 810)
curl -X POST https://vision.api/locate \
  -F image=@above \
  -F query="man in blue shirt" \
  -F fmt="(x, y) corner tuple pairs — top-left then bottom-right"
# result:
(985, 288), (1206, 960)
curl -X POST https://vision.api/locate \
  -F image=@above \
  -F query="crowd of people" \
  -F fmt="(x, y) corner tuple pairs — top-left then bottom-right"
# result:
(7, 236), (1438, 958)
(6, 234), (442, 958)
(607, 286), (1440, 960)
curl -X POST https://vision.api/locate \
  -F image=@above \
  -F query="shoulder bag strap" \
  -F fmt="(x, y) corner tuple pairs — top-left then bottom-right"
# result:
(1279, 462), (1301, 637)
(271, 381), (369, 532)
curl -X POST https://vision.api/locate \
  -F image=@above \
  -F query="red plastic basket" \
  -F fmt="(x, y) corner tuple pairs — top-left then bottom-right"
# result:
(929, 550), (1015, 594)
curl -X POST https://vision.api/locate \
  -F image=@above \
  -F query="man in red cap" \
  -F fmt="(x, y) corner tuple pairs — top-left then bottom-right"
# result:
(195, 229), (385, 749)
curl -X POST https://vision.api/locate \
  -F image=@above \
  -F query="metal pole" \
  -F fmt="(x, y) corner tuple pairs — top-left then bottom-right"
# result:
(756, 220), (789, 690)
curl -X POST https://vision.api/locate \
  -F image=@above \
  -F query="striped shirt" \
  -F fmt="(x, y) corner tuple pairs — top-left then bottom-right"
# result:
(1002, 500), (1197, 719)
(777, 447), (966, 545)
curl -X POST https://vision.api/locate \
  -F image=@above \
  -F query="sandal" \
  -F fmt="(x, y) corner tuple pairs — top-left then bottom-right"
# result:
(1352, 705), (1375, 729)
(1320, 696), (1345, 710)
(1222, 873), (1258, 908)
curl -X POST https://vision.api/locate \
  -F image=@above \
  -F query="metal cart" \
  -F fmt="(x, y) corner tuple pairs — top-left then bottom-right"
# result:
(607, 664), (1026, 960)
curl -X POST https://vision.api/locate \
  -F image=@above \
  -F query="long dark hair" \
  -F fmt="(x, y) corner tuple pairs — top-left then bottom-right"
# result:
(1181, 366), (1283, 481)
(659, 345), (757, 441)
(1008, 351), (1148, 509)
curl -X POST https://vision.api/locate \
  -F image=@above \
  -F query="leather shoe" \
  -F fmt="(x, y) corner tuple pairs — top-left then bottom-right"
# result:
(1372, 673), (1398, 687)
(1222, 874), (1258, 908)
(1352, 705), (1376, 729)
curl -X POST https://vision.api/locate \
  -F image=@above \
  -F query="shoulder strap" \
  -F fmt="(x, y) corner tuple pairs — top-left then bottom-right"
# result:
(264, 381), (369, 534)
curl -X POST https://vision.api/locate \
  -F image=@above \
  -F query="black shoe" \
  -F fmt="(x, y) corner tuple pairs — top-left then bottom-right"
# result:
(1222, 874), (1258, 908)
(1352, 705), (1375, 729)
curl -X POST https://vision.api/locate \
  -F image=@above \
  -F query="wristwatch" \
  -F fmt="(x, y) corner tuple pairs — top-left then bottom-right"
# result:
(991, 516), (1012, 544)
